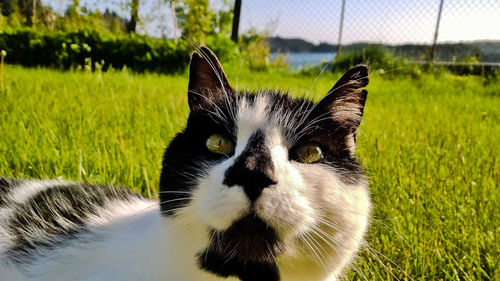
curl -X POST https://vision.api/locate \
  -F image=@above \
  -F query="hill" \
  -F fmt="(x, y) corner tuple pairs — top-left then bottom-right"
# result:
(268, 37), (500, 62)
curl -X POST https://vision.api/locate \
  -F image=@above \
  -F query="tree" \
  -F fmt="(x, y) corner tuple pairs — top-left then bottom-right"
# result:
(182, 0), (212, 45)
(1, 0), (41, 27)
(210, 0), (233, 37)
(164, 0), (180, 43)
(128, 0), (139, 33)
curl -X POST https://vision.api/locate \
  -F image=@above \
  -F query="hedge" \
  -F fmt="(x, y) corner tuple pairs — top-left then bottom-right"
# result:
(0, 29), (238, 73)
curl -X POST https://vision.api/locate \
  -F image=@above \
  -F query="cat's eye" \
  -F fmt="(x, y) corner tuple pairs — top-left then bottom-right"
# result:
(294, 144), (323, 164)
(206, 134), (234, 155)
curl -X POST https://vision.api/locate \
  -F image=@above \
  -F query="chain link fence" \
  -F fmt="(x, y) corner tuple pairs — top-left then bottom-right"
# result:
(44, 0), (500, 67)
(237, 0), (500, 65)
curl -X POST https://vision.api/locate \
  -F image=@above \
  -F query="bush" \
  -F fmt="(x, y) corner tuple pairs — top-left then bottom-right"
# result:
(0, 29), (236, 73)
(332, 45), (405, 72)
(206, 35), (239, 62)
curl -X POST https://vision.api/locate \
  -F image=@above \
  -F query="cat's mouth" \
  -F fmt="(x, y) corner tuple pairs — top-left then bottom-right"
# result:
(207, 214), (285, 263)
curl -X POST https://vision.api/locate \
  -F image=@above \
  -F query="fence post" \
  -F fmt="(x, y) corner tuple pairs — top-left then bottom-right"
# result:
(430, 0), (445, 62)
(337, 0), (346, 54)
(231, 0), (242, 42)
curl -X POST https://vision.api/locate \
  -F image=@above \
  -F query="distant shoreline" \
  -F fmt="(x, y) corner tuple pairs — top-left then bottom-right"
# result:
(268, 37), (500, 63)
(270, 52), (336, 69)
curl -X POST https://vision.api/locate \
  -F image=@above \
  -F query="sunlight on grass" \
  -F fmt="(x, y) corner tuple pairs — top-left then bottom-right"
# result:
(0, 65), (498, 280)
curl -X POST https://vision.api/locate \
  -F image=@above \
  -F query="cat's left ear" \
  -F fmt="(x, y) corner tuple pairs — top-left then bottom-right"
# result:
(314, 64), (369, 132)
(188, 47), (233, 110)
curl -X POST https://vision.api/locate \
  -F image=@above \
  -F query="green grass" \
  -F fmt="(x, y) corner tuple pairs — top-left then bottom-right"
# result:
(0, 64), (498, 280)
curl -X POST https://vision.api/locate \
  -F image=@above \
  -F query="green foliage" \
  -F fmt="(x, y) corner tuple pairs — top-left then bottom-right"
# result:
(239, 30), (272, 71)
(206, 34), (239, 62)
(0, 28), (192, 73)
(181, 0), (212, 45)
(331, 45), (500, 78)
(208, 0), (233, 37)
(1, 65), (498, 280)
(332, 45), (405, 72)
(0, 0), (128, 34)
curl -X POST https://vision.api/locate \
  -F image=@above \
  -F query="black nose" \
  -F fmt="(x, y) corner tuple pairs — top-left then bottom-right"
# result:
(223, 131), (276, 202)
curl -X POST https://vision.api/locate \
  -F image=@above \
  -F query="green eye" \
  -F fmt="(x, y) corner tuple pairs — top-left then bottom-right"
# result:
(206, 134), (234, 155)
(294, 144), (323, 164)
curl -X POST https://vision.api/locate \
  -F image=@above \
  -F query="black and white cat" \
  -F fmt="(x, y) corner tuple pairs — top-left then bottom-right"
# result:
(0, 47), (371, 281)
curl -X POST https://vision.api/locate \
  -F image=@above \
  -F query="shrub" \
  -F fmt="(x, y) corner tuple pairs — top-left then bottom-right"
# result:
(332, 45), (405, 72)
(0, 29), (237, 73)
(206, 35), (239, 62)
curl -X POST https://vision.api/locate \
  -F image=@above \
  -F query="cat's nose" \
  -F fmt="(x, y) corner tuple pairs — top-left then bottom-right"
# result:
(223, 131), (277, 202)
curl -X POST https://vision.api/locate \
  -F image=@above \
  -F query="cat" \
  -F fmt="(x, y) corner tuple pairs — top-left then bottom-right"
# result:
(0, 47), (371, 281)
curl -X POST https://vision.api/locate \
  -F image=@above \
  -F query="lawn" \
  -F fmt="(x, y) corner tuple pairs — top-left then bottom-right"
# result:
(0, 64), (498, 280)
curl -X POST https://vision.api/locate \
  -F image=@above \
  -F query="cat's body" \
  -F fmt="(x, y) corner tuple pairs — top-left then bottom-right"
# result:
(0, 48), (371, 281)
(0, 179), (226, 281)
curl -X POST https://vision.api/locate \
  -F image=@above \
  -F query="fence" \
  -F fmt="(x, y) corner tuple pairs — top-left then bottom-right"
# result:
(234, 0), (500, 65)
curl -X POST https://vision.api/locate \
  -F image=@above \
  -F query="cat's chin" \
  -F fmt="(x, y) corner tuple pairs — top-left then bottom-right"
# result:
(198, 214), (284, 280)
(207, 213), (285, 263)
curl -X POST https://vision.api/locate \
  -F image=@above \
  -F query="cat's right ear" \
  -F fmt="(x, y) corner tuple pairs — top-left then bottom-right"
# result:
(188, 47), (233, 111)
(313, 64), (369, 131)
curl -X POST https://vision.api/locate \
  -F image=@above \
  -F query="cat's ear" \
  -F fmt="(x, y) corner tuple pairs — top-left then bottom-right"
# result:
(188, 47), (233, 110)
(314, 64), (369, 131)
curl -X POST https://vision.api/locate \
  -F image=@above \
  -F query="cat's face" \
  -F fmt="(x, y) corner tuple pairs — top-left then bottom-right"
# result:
(159, 47), (371, 280)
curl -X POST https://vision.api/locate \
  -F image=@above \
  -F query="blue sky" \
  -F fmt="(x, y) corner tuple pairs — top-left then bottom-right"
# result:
(44, 0), (500, 44)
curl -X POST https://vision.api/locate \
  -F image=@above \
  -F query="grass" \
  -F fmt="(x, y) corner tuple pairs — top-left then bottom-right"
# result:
(0, 64), (498, 280)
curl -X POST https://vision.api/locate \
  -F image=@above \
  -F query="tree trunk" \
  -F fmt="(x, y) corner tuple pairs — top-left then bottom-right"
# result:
(32, 0), (37, 26)
(128, 0), (139, 33)
(170, 0), (178, 43)
(231, 0), (241, 42)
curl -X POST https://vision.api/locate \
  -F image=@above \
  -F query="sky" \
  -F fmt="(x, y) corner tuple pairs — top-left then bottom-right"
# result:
(43, 0), (500, 44)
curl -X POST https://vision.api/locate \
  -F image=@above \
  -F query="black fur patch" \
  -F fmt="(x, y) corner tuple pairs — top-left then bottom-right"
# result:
(160, 60), (369, 216)
(6, 182), (141, 263)
(199, 249), (280, 281)
(198, 214), (284, 280)
(0, 177), (14, 205)
(160, 89), (366, 216)
(224, 130), (276, 202)
(212, 214), (284, 262)
(159, 97), (238, 215)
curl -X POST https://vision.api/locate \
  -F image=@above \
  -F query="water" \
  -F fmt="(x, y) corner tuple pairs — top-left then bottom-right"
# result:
(271, 52), (337, 69)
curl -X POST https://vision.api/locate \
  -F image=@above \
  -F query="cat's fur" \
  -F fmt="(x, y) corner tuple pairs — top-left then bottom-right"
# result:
(0, 47), (371, 281)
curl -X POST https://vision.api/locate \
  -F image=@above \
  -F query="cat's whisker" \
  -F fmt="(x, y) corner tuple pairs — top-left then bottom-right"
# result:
(294, 233), (318, 262)
(221, 241), (240, 266)
(363, 247), (400, 281)
(264, 239), (280, 270)
(314, 215), (413, 281)
(312, 221), (376, 281)
(301, 232), (330, 273)
(4, 49), (380, 281)
(306, 57), (332, 97)
(365, 245), (414, 281)
(317, 210), (414, 253)
(187, 90), (231, 126)
(308, 226), (369, 281)
(296, 233), (321, 264)
(157, 190), (192, 194)
(134, 202), (161, 213)
(350, 253), (377, 281)
(293, 113), (335, 142)
(315, 216), (343, 232)
(161, 161), (208, 183)
(157, 197), (192, 205)
(159, 206), (186, 215)
(235, 49), (249, 93)
(297, 68), (376, 128)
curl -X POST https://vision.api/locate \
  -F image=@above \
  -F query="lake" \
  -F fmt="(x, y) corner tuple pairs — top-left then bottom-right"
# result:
(271, 52), (337, 69)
